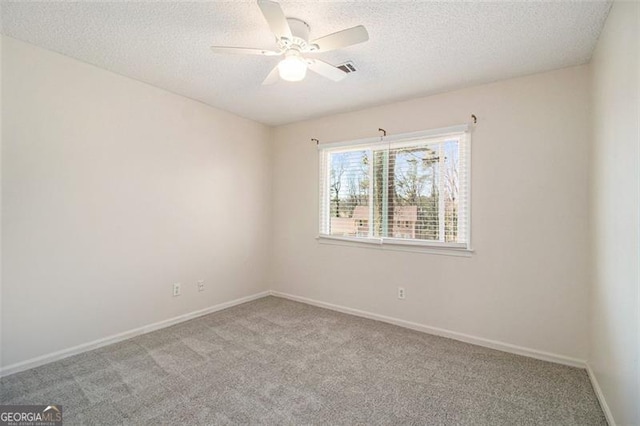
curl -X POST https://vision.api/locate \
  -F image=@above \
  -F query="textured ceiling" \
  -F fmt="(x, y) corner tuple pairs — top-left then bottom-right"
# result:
(1, 1), (611, 126)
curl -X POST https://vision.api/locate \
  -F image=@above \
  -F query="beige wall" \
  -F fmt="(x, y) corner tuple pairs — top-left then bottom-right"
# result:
(589, 1), (640, 424)
(1, 36), (272, 367)
(272, 65), (591, 361)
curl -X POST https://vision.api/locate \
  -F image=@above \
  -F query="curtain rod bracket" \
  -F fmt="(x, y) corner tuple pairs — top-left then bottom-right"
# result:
(471, 114), (477, 124)
(378, 128), (387, 137)
(311, 138), (319, 145)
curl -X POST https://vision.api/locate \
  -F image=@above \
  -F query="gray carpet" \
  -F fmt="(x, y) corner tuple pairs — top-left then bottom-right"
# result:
(1, 296), (605, 425)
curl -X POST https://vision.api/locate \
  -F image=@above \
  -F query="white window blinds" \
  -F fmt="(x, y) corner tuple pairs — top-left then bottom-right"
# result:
(319, 126), (470, 249)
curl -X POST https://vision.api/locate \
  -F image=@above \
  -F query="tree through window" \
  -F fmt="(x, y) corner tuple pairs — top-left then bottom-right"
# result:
(319, 128), (469, 249)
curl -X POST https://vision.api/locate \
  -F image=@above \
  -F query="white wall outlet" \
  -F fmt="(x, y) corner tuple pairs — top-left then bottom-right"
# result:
(398, 287), (406, 300)
(173, 282), (181, 297)
(197, 280), (205, 292)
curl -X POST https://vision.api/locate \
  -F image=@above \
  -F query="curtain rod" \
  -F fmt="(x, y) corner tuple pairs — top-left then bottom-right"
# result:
(312, 114), (477, 145)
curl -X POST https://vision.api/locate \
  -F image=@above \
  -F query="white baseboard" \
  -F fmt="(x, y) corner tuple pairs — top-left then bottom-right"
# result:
(586, 364), (616, 426)
(270, 290), (587, 369)
(0, 291), (271, 377)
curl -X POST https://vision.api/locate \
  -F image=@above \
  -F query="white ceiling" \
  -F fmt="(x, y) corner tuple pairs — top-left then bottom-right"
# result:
(1, 1), (611, 126)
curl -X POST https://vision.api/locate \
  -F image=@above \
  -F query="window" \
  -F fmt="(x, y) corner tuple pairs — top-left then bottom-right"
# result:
(318, 125), (470, 251)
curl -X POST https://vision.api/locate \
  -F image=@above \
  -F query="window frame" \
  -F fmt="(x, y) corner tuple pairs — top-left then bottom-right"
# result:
(317, 124), (472, 256)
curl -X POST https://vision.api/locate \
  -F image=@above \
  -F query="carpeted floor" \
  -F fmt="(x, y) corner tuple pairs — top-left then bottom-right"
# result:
(1, 296), (605, 425)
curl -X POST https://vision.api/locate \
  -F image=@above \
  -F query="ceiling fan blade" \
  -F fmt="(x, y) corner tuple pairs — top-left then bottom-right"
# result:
(311, 25), (369, 52)
(257, 0), (292, 40)
(210, 46), (281, 56)
(308, 59), (347, 82)
(262, 66), (280, 85)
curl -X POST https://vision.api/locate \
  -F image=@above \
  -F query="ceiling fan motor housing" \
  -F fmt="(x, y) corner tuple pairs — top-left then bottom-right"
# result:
(280, 18), (317, 51)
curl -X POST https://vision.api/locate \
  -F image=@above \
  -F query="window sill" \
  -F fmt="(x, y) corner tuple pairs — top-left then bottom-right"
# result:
(316, 235), (474, 257)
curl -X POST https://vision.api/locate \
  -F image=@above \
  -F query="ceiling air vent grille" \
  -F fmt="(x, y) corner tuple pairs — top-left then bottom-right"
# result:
(337, 61), (357, 74)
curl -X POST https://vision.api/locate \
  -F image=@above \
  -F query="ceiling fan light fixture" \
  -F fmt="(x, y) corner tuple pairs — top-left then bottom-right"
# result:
(278, 52), (307, 82)
(210, 0), (369, 85)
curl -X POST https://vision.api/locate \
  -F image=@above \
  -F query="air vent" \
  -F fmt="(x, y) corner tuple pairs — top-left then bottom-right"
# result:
(337, 61), (357, 74)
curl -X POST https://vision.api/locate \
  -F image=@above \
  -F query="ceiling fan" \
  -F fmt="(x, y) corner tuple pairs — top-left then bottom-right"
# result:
(210, 0), (369, 84)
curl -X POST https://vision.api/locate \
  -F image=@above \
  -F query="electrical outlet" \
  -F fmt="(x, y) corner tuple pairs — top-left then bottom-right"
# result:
(197, 280), (205, 292)
(398, 287), (406, 300)
(173, 283), (181, 297)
